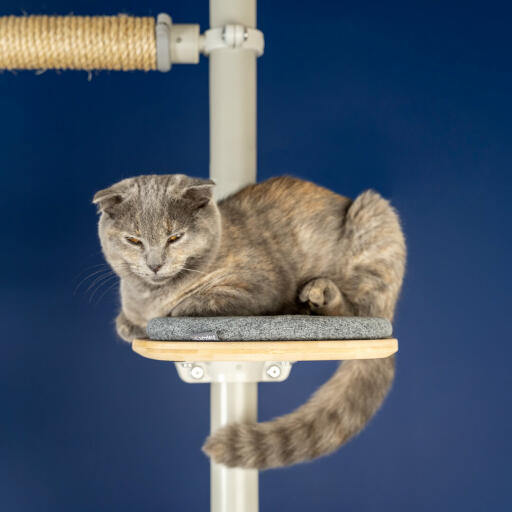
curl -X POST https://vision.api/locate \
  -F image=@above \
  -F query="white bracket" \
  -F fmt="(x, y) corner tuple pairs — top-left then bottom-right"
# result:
(156, 14), (265, 71)
(156, 13), (201, 72)
(175, 361), (292, 383)
(202, 25), (265, 56)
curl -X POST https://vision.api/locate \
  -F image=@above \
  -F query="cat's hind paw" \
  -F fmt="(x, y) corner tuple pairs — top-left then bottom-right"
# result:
(298, 278), (345, 316)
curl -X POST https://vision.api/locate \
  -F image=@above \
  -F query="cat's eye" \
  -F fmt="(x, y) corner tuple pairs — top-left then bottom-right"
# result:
(167, 233), (183, 244)
(125, 236), (143, 247)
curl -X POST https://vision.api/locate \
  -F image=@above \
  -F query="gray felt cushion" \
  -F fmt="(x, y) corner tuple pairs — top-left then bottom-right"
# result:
(146, 316), (392, 341)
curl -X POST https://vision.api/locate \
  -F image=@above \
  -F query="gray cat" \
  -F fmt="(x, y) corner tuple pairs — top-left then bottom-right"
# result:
(94, 174), (406, 469)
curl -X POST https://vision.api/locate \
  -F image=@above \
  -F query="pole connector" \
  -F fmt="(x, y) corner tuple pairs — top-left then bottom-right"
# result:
(156, 16), (264, 71)
(202, 25), (264, 56)
(156, 13), (201, 72)
(175, 361), (292, 383)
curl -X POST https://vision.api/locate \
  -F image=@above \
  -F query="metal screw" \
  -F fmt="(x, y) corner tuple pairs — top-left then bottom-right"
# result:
(266, 364), (281, 379)
(190, 365), (205, 380)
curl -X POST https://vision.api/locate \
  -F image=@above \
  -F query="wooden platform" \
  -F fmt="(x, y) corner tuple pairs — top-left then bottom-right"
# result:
(132, 338), (398, 362)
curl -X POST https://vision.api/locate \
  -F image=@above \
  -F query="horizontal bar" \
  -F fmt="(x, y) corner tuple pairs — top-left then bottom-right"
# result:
(132, 338), (398, 362)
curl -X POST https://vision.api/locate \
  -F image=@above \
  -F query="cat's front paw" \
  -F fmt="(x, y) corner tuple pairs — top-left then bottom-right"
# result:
(299, 278), (344, 315)
(171, 296), (205, 317)
(116, 312), (146, 342)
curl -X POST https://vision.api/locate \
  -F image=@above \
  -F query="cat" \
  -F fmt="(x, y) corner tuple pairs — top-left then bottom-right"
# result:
(94, 174), (406, 469)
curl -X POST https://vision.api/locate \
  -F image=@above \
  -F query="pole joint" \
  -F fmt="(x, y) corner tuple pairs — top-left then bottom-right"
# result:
(156, 15), (264, 72)
(156, 13), (201, 72)
(202, 25), (264, 56)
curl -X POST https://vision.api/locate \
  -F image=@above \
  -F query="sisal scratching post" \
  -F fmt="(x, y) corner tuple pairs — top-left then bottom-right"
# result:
(0, 15), (157, 71)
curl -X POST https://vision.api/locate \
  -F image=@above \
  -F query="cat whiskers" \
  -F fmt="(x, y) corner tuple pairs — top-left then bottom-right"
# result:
(97, 263), (131, 299)
(73, 265), (113, 295)
(176, 266), (208, 275)
(85, 271), (116, 294)
(94, 279), (121, 305)
(89, 273), (119, 303)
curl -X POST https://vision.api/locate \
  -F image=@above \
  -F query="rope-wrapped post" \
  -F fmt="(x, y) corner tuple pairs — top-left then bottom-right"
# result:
(0, 15), (157, 71)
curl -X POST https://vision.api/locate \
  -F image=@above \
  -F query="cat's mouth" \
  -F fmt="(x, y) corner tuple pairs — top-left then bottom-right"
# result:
(148, 274), (172, 283)
(136, 267), (190, 285)
(144, 269), (184, 284)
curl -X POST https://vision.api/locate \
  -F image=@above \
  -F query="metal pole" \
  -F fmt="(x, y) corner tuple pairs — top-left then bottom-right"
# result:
(209, 0), (257, 199)
(209, 0), (259, 510)
(211, 379), (258, 512)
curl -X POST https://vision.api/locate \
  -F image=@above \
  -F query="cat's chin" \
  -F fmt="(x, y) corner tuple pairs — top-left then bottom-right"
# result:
(146, 274), (173, 285)
(129, 268), (183, 286)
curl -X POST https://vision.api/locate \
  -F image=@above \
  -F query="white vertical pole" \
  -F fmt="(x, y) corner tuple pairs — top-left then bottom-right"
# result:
(209, 0), (259, 511)
(211, 381), (258, 512)
(209, 0), (257, 199)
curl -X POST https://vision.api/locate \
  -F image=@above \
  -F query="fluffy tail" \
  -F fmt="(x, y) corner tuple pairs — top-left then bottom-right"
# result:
(203, 190), (406, 469)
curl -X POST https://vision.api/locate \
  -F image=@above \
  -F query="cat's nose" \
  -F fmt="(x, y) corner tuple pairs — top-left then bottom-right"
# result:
(148, 263), (163, 274)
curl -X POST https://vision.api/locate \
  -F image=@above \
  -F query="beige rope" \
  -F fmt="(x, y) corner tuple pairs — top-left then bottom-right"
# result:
(0, 15), (157, 71)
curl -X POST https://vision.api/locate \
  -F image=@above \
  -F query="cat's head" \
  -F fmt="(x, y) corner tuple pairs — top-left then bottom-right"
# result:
(93, 174), (220, 285)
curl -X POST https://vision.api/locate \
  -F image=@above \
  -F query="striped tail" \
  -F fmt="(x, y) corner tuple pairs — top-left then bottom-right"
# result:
(203, 190), (406, 469)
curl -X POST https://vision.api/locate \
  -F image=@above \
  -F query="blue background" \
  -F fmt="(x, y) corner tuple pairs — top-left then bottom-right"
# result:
(1, 1), (511, 510)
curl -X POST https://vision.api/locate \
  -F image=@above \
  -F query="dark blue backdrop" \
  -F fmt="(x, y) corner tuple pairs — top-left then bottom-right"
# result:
(1, 1), (511, 511)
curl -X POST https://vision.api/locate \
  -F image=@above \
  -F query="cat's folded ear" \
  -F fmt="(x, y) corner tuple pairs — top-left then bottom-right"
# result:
(182, 178), (216, 209)
(92, 178), (133, 215)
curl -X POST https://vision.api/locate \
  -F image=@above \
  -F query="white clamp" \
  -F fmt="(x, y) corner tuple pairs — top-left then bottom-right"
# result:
(156, 13), (201, 72)
(175, 361), (292, 384)
(202, 25), (265, 56)
(156, 15), (265, 72)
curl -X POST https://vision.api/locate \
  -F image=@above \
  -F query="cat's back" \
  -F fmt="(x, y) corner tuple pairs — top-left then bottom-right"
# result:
(218, 177), (352, 275)
(219, 176), (350, 226)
